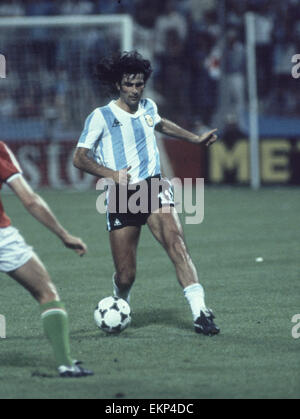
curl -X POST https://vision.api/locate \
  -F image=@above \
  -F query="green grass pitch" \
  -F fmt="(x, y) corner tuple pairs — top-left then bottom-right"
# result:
(0, 186), (299, 399)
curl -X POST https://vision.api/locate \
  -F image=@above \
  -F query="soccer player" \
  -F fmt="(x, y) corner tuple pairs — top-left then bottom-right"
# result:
(0, 141), (93, 377)
(73, 51), (220, 336)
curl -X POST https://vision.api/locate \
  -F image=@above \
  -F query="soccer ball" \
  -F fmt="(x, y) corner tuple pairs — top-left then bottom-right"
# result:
(94, 296), (131, 333)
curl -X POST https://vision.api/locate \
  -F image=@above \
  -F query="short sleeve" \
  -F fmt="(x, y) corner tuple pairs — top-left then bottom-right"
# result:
(0, 142), (22, 183)
(77, 108), (104, 149)
(146, 98), (162, 126)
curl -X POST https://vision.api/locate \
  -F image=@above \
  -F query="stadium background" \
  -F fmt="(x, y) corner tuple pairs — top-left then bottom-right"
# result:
(0, 0), (299, 401)
(1, 0), (300, 187)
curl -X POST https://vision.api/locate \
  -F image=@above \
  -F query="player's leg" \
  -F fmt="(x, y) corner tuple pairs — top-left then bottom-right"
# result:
(109, 225), (141, 302)
(147, 207), (219, 335)
(147, 207), (199, 288)
(8, 253), (93, 376)
(8, 252), (59, 303)
(8, 253), (74, 367)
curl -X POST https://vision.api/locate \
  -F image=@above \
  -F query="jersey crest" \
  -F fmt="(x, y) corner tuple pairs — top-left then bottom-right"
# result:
(144, 114), (154, 127)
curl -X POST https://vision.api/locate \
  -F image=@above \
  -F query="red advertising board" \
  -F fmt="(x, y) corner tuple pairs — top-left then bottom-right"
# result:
(7, 141), (95, 189)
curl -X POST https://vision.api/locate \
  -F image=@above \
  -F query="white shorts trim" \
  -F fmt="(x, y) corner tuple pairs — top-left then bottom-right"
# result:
(0, 226), (33, 273)
(6, 173), (22, 183)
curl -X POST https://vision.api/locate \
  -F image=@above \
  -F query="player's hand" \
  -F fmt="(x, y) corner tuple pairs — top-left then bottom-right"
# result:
(114, 166), (131, 185)
(198, 129), (218, 147)
(61, 233), (87, 256)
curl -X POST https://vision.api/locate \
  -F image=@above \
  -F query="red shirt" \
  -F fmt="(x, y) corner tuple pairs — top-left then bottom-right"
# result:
(0, 141), (22, 228)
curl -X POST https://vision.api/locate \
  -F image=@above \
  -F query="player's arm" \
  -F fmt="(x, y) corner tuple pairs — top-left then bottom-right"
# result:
(155, 118), (218, 147)
(73, 147), (131, 185)
(74, 109), (130, 184)
(7, 175), (87, 256)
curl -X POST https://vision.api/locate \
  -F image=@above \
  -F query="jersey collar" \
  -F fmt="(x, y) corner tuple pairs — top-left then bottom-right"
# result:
(110, 100), (145, 118)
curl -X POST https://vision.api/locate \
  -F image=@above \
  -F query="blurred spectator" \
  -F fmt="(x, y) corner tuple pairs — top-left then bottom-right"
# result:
(201, 35), (220, 124)
(204, 41), (221, 80)
(59, 0), (94, 15)
(133, 0), (158, 72)
(25, 0), (59, 16)
(226, 0), (245, 30)
(154, 28), (189, 122)
(24, 1), (58, 72)
(134, 0), (160, 30)
(201, 8), (221, 38)
(182, 0), (217, 23)
(0, 90), (17, 117)
(18, 95), (40, 118)
(253, 4), (274, 98)
(43, 92), (59, 140)
(0, 0), (25, 16)
(223, 29), (246, 121)
(96, 0), (118, 14)
(188, 30), (218, 125)
(153, 0), (188, 56)
(96, 0), (136, 15)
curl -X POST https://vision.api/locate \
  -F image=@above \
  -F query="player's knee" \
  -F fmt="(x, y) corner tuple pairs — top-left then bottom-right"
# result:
(35, 282), (59, 304)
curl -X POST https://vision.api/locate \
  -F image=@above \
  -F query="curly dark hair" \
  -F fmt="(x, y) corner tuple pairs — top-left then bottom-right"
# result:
(95, 51), (153, 93)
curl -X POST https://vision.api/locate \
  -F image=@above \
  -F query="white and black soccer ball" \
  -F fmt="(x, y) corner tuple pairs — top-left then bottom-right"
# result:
(94, 296), (131, 333)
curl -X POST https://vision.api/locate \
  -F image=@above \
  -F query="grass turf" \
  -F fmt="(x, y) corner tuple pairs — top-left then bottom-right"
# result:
(0, 186), (299, 399)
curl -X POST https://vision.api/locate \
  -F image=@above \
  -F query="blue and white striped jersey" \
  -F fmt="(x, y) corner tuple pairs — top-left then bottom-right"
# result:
(77, 98), (162, 184)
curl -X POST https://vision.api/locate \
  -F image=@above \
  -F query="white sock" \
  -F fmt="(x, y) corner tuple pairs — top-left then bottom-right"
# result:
(112, 273), (131, 303)
(184, 283), (207, 321)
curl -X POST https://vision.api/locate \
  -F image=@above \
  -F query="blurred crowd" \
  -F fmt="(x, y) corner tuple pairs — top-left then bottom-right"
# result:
(0, 0), (299, 133)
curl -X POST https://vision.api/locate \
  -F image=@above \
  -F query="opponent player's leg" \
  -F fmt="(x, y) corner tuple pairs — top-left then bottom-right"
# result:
(147, 207), (219, 335)
(8, 252), (59, 303)
(109, 225), (141, 302)
(8, 253), (93, 376)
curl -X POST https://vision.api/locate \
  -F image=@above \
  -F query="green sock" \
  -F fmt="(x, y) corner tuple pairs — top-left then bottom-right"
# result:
(40, 301), (73, 368)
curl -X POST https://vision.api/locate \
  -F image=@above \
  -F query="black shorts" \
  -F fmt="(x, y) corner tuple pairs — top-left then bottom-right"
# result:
(106, 175), (175, 231)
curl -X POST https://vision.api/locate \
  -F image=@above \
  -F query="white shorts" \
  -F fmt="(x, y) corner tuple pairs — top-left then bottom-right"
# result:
(0, 226), (33, 273)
